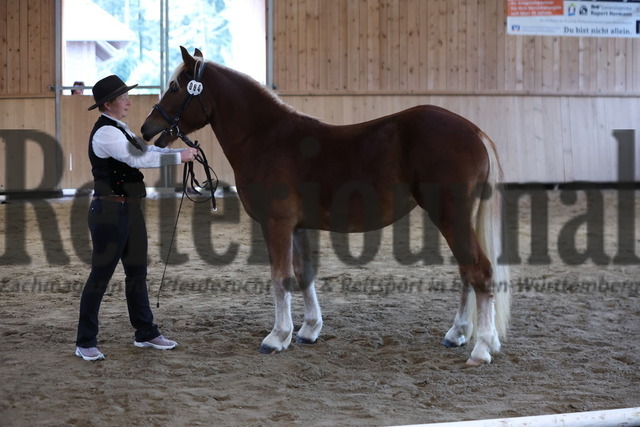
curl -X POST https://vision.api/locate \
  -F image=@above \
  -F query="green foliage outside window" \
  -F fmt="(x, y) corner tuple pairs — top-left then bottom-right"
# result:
(92, 0), (232, 89)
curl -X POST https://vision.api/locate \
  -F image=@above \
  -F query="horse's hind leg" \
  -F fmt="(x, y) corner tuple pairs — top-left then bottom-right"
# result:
(419, 185), (499, 364)
(441, 279), (472, 348)
(292, 229), (323, 344)
(446, 227), (499, 364)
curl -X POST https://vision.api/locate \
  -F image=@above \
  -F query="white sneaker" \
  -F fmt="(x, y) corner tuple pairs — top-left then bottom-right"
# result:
(75, 346), (105, 361)
(134, 335), (177, 350)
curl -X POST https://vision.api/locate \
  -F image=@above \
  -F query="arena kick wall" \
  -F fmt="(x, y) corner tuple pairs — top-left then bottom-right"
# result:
(1, 0), (639, 192)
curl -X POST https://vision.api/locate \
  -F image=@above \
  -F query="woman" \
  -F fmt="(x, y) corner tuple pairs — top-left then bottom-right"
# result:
(75, 75), (198, 361)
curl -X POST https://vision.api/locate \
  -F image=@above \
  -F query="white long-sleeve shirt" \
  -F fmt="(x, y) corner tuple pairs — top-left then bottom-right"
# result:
(92, 114), (184, 169)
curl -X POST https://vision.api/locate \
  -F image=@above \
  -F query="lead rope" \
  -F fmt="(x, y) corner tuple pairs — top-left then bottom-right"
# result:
(157, 189), (186, 308)
(156, 137), (218, 307)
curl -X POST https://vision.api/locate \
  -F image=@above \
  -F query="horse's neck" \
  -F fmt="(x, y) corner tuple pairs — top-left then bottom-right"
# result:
(207, 67), (290, 156)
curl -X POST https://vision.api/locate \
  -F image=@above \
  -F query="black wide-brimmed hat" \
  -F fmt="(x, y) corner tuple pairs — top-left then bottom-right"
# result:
(88, 75), (138, 110)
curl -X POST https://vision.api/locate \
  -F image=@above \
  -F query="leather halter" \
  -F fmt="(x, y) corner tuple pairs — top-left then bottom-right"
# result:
(153, 60), (218, 212)
(153, 59), (208, 139)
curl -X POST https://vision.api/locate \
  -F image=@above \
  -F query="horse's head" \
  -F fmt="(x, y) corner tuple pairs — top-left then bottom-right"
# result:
(141, 46), (210, 147)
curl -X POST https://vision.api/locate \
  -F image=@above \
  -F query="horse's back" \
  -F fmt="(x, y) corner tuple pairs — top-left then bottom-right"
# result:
(318, 104), (489, 185)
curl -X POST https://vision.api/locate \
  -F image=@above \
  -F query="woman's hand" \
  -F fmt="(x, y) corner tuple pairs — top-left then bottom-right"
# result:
(180, 147), (199, 163)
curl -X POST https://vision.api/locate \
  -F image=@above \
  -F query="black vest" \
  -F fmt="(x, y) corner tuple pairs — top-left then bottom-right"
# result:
(89, 115), (146, 197)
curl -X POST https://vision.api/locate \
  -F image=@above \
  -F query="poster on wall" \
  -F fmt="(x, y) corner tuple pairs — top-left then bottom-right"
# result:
(507, 0), (640, 38)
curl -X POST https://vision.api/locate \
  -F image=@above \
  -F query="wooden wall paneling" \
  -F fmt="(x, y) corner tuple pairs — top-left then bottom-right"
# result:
(595, 38), (607, 93)
(447, 0), (459, 91)
(21, 98), (42, 189)
(306, 0), (319, 90)
(474, 0), (485, 91)
(60, 96), (94, 189)
(297, 0), (307, 91)
(338, 0), (349, 91)
(346, 0), (359, 91)
(532, 36), (542, 92)
(27, 0), (40, 94)
(457, 0), (468, 91)
(464, 0), (478, 92)
(559, 97), (574, 181)
(525, 36), (537, 92)
(19, 0), (29, 94)
(405, 0), (420, 91)
(495, 0), (506, 92)
(365, 0), (379, 90)
(397, 0), (407, 91)
(484, 0), (498, 91)
(487, 97), (522, 181)
(606, 38), (618, 92)
(624, 39), (635, 93)
(500, 96), (525, 182)
(592, 98), (619, 182)
(288, 0), (299, 91)
(318, 0), (328, 90)
(326, 0), (340, 91)
(377, 1), (388, 90)
(509, 15), (521, 93)
(551, 97), (618, 182)
(560, 38), (576, 92)
(545, 99), (565, 182)
(578, 38), (590, 92)
(271, 0), (640, 96)
(515, 97), (562, 183)
(425, 0), (443, 91)
(504, 29), (519, 92)
(418, 0), (430, 91)
(436, 0), (448, 91)
(390, 0), (400, 90)
(0, 0), (53, 97)
(552, 36), (562, 92)
(568, 98), (599, 180)
(541, 37), (554, 92)
(6, 0), (20, 95)
(614, 38), (627, 92)
(587, 38), (599, 93)
(273, 0), (285, 89)
(356, 0), (366, 91)
(40, 0), (54, 93)
(0, 0), (7, 94)
(0, 98), (56, 190)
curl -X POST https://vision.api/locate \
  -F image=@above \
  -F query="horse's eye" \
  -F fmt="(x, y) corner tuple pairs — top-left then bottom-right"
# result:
(170, 81), (179, 93)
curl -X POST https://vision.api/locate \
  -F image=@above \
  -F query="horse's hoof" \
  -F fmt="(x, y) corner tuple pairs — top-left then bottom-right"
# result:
(296, 336), (317, 345)
(258, 344), (280, 354)
(465, 357), (489, 366)
(441, 339), (463, 348)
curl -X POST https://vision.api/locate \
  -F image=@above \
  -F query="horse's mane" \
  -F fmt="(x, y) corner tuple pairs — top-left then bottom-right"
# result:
(169, 60), (317, 121)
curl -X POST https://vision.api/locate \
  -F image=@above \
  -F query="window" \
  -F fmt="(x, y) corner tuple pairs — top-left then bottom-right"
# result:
(62, 0), (266, 94)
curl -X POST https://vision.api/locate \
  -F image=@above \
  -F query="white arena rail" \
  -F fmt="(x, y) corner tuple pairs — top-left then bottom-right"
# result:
(398, 407), (640, 427)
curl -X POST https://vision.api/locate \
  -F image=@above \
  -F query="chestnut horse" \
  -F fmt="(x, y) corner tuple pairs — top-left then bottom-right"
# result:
(142, 47), (510, 365)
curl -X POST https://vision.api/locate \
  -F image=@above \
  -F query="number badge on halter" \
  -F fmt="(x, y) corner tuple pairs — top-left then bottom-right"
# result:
(187, 80), (203, 96)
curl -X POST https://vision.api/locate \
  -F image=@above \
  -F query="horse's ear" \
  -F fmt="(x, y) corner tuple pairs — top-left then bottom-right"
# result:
(194, 48), (203, 58)
(180, 46), (195, 69)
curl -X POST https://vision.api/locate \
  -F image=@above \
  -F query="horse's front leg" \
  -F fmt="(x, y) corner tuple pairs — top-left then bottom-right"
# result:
(259, 222), (295, 354)
(292, 229), (322, 344)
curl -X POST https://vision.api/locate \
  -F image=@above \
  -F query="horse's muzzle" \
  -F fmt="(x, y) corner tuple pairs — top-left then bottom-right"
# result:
(140, 122), (160, 141)
(140, 123), (174, 147)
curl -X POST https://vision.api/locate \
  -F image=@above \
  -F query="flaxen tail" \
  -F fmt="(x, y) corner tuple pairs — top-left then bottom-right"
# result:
(472, 130), (511, 339)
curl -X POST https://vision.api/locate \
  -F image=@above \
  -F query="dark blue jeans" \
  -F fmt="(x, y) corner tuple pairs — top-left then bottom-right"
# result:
(76, 198), (160, 348)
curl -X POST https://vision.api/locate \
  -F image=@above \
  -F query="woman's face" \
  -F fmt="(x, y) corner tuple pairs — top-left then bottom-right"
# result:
(104, 93), (131, 120)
